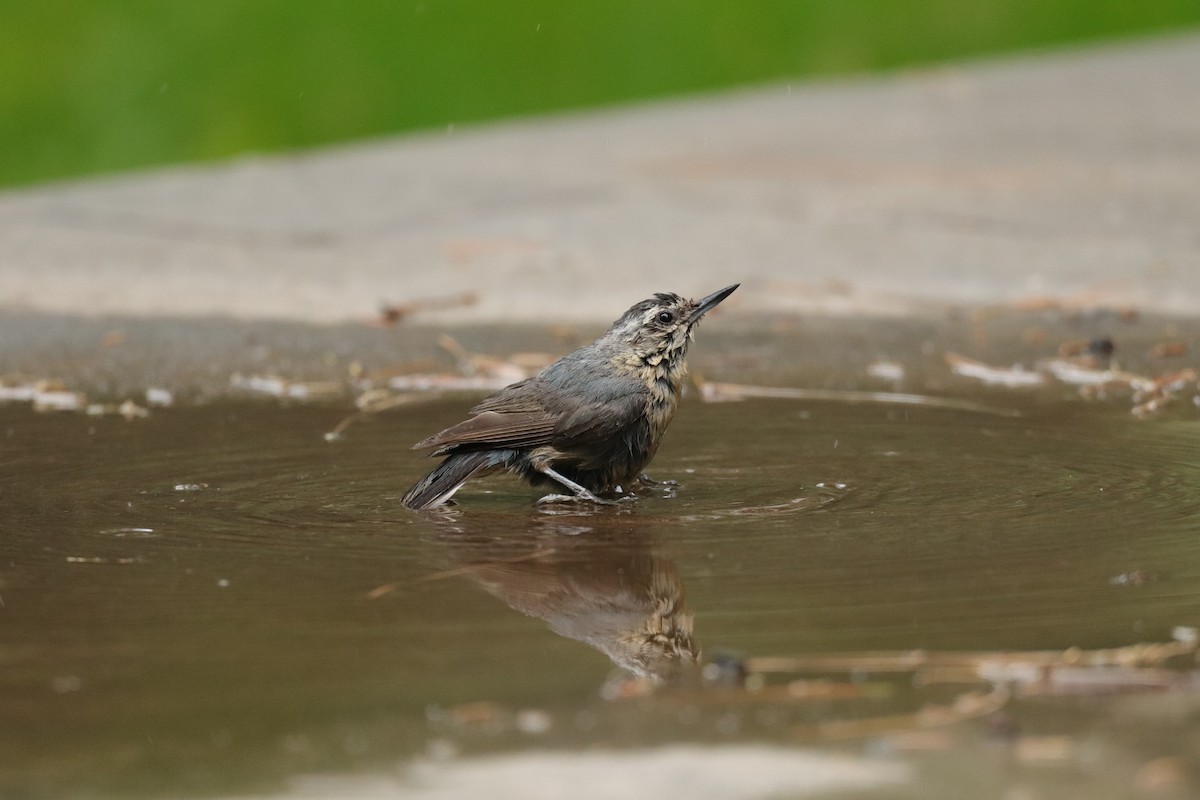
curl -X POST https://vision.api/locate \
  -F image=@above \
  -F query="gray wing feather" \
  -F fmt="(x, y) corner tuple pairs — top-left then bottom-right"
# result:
(413, 411), (556, 454)
(413, 364), (647, 455)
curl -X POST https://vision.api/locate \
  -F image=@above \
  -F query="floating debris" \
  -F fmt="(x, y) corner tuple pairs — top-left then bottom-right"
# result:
(65, 555), (142, 564)
(85, 399), (151, 420)
(3, 379), (90, 413)
(1131, 368), (1198, 418)
(866, 361), (906, 381)
(694, 378), (1020, 418)
(146, 387), (175, 407)
(0, 383), (36, 402)
(230, 373), (344, 401)
(608, 634), (1200, 742)
(414, 633), (1197, 747)
(34, 389), (86, 413)
(944, 353), (1045, 387)
(1041, 359), (1149, 390)
(0, 379), (158, 418)
(230, 374), (287, 396)
(324, 390), (429, 441)
(742, 635), (1197, 694)
(365, 582), (402, 600)
(99, 527), (156, 537)
(1108, 570), (1158, 587)
(1174, 626), (1198, 645)
(514, 708), (554, 735)
(386, 373), (523, 393)
(944, 347), (1199, 418)
(119, 399), (150, 420)
(283, 381), (343, 401)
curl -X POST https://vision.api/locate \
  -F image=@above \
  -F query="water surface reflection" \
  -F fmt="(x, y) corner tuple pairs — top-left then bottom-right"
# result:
(426, 513), (698, 679)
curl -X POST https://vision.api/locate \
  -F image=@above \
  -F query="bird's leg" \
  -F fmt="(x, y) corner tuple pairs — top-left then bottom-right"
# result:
(537, 467), (617, 506)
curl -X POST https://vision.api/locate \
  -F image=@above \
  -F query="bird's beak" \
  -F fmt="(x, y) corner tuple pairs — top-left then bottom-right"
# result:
(690, 284), (739, 322)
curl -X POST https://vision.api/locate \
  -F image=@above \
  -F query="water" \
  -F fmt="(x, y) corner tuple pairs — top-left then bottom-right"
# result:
(4, 388), (1200, 798)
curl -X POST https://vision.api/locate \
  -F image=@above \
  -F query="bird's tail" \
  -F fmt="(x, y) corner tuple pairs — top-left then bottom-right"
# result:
(402, 451), (493, 510)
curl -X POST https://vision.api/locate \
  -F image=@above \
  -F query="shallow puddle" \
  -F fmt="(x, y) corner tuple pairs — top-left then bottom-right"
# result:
(4, 385), (1200, 798)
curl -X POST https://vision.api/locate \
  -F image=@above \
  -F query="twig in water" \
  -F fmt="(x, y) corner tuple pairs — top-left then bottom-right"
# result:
(696, 379), (1021, 418)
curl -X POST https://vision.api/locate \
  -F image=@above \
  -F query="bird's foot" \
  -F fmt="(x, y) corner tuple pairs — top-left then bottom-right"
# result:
(536, 492), (620, 507)
(636, 473), (680, 494)
(538, 466), (626, 507)
(536, 493), (576, 506)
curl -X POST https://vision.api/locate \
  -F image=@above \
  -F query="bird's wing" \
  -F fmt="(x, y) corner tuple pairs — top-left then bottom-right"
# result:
(412, 377), (555, 454)
(552, 390), (647, 448)
(469, 378), (546, 415)
(413, 374), (647, 455)
(412, 410), (557, 454)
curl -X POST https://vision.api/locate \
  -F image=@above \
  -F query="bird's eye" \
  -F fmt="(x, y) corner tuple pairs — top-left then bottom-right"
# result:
(657, 311), (675, 324)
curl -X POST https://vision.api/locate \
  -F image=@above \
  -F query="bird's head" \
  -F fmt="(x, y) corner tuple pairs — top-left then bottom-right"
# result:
(605, 284), (738, 367)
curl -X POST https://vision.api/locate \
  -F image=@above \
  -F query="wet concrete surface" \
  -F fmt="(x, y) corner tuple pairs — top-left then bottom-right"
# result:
(2, 302), (1196, 406)
(1, 33), (1199, 324)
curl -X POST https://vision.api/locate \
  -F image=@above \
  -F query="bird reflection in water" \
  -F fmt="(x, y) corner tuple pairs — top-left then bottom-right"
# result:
(427, 511), (699, 681)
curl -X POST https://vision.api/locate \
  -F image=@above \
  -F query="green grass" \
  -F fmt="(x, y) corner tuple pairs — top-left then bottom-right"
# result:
(2, 1), (1198, 188)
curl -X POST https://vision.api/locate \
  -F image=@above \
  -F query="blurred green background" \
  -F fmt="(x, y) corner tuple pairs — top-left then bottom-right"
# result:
(3, 0), (1199, 189)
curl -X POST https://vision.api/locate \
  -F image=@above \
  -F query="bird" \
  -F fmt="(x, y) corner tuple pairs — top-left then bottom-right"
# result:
(401, 283), (738, 509)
